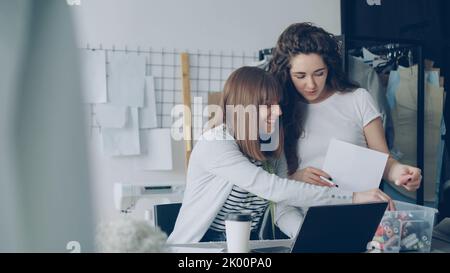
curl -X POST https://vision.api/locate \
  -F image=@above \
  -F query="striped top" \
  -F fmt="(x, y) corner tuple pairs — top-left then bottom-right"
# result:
(210, 161), (270, 233)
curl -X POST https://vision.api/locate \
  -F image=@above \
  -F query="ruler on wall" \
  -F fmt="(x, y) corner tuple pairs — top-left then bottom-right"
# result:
(181, 52), (192, 170)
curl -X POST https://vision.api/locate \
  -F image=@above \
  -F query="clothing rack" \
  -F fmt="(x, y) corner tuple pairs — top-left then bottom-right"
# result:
(343, 36), (427, 206)
(348, 43), (411, 56)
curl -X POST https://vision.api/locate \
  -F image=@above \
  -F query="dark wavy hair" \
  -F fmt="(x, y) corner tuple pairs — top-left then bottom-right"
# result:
(268, 22), (359, 175)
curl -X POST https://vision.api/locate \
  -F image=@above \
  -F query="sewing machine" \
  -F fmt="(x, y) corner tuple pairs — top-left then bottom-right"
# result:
(113, 182), (185, 213)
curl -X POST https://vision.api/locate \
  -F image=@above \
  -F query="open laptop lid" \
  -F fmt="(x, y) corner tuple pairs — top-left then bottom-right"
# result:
(291, 202), (388, 253)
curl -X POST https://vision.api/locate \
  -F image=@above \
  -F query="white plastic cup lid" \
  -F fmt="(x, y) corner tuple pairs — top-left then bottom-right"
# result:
(225, 213), (252, 222)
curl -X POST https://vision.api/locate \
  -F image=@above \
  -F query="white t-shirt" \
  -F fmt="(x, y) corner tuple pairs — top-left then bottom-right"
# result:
(297, 88), (381, 170)
(274, 88), (381, 238)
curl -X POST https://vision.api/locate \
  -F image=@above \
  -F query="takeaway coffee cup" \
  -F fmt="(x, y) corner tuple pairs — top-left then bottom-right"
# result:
(225, 213), (252, 253)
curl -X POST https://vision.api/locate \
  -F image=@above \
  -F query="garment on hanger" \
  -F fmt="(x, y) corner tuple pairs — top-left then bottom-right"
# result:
(390, 65), (445, 202)
(362, 47), (388, 68)
(348, 55), (387, 114)
(386, 70), (400, 109)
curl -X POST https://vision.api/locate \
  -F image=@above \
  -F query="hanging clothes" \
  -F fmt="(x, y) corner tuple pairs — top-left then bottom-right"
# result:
(389, 65), (445, 202)
(386, 70), (400, 109)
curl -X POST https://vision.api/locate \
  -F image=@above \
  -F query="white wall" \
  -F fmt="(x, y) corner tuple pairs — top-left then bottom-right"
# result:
(70, 0), (341, 224)
(71, 0), (341, 51)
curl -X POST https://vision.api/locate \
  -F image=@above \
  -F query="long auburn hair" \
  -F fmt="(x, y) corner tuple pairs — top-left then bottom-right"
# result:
(220, 66), (284, 162)
(269, 22), (359, 175)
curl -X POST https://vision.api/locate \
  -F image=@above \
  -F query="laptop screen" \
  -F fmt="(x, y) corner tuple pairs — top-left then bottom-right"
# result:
(291, 202), (388, 253)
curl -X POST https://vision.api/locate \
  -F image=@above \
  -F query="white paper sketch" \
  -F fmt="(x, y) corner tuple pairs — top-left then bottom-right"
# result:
(80, 49), (107, 103)
(94, 104), (128, 128)
(102, 108), (141, 156)
(322, 139), (388, 192)
(135, 128), (173, 170)
(108, 52), (145, 107)
(139, 76), (158, 128)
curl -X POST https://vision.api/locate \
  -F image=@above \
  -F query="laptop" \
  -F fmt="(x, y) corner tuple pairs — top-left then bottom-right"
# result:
(253, 202), (388, 253)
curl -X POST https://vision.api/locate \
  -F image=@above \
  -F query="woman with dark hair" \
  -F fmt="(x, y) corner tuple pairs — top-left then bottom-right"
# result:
(269, 23), (421, 238)
(168, 66), (384, 244)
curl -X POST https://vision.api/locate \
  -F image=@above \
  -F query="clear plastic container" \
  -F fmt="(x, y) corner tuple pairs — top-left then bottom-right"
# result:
(371, 201), (438, 253)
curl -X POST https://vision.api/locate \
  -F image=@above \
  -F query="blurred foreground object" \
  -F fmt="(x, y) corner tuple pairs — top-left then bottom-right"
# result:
(0, 0), (94, 251)
(96, 217), (167, 253)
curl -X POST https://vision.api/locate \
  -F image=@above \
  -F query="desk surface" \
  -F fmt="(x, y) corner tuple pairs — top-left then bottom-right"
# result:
(169, 238), (450, 253)
(169, 239), (291, 253)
